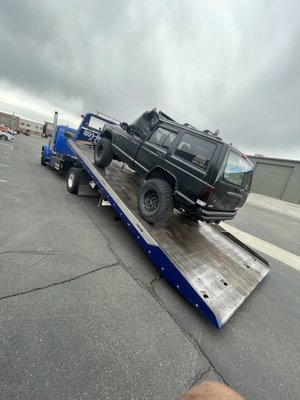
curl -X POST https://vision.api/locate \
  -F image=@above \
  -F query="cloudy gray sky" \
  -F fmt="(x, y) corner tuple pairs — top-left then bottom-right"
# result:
(0, 0), (299, 158)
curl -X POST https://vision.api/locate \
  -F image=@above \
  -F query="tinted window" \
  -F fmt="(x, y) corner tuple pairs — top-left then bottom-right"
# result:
(148, 127), (177, 149)
(174, 133), (216, 170)
(223, 151), (253, 189)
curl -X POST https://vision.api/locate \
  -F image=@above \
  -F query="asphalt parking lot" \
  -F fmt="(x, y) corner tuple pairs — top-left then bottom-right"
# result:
(0, 135), (299, 400)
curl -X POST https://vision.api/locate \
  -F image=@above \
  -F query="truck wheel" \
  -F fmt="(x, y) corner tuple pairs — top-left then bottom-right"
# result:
(94, 138), (113, 167)
(138, 179), (174, 223)
(41, 155), (47, 166)
(67, 167), (82, 194)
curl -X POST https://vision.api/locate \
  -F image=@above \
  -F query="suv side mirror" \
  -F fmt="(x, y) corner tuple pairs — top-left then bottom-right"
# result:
(64, 129), (75, 139)
(120, 122), (129, 131)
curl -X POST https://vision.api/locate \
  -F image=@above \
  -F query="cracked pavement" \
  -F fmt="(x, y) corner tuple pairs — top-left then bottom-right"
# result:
(0, 136), (299, 400)
(0, 136), (215, 399)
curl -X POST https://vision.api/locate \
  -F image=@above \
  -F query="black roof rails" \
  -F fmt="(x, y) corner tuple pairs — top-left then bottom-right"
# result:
(158, 111), (175, 121)
(183, 123), (197, 129)
(203, 129), (220, 137)
(158, 110), (222, 141)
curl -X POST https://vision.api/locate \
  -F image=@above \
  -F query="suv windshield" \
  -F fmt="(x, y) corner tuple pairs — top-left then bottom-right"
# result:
(223, 151), (253, 189)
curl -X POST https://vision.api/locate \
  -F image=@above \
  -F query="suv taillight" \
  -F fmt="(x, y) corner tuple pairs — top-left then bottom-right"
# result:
(196, 187), (214, 207)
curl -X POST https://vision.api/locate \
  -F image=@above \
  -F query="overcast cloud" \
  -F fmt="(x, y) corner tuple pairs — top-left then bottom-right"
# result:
(0, 0), (299, 158)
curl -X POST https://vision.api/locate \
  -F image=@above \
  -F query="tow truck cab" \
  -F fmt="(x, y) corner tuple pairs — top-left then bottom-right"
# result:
(41, 113), (119, 170)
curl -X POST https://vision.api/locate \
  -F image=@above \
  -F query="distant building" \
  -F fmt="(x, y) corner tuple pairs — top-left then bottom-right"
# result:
(19, 117), (43, 136)
(248, 155), (300, 204)
(0, 111), (46, 135)
(0, 111), (20, 132)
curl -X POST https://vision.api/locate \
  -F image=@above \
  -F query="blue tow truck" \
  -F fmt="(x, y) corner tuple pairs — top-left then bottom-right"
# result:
(41, 112), (270, 328)
(41, 111), (119, 171)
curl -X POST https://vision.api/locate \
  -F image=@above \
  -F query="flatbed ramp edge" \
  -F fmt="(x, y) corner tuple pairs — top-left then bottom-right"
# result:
(68, 140), (270, 328)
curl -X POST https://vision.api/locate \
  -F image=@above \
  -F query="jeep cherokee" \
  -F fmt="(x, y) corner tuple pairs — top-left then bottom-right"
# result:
(94, 109), (253, 224)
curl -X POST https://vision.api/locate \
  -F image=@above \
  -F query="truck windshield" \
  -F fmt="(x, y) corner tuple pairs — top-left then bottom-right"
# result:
(223, 151), (253, 189)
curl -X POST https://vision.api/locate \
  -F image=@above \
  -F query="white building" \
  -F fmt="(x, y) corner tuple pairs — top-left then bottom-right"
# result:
(19, 117), (43, 136)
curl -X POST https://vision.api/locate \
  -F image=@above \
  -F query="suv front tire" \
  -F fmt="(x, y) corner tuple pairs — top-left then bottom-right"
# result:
(138, 179), (174, 223)
(94, 138), (113, 167)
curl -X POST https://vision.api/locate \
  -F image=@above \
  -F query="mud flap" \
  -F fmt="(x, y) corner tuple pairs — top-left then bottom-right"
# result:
(77, 172), (99, 197)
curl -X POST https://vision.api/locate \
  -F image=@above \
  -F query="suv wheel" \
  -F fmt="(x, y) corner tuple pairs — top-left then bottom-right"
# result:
(94, 138), (113, 167)
(138, 179), (174, 223)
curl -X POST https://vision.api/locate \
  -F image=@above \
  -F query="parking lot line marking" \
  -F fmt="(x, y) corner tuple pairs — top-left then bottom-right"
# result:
(0, 179), (7, 182)
(0, 164), (9, 167)
(0, 155), (11, 159)
(221, 223), (300, 272)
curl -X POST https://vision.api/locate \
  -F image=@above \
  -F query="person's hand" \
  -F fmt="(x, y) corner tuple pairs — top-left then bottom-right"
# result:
(180, 381), (244, 400)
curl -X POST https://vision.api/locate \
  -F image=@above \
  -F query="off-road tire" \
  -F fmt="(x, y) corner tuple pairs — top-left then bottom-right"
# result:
(138, 179), (174, 224)
(66, 167), (82, 194)
(0, 135), (8, 141)
(94, 138), (113, 167)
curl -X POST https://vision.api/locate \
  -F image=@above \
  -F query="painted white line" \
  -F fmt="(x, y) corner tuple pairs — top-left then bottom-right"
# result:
(0, 156), (11, 159)
(0, 179), (7, 182)
(221, 223), (300, 272)
(0, 164), (9, 167)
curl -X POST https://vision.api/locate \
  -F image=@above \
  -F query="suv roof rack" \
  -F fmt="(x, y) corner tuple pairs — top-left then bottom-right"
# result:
(158, 111), (175, 121)
(183, 123), (197, 129)
(158, 111), (222, 142)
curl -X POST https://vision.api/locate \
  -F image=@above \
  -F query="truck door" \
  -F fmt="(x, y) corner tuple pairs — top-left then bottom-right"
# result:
(134, 127), (179, 176)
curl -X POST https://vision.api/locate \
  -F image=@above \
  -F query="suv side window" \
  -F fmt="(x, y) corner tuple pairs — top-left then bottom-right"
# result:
(148, 127), (178, 150)
(174, 133), (216, 170)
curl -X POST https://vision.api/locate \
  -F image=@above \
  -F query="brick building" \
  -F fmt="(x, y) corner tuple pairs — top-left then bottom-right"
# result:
(0, 111), (45, 136)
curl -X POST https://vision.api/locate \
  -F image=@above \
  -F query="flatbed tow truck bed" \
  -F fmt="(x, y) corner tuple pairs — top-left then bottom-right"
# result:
(68, 140), (270, 328)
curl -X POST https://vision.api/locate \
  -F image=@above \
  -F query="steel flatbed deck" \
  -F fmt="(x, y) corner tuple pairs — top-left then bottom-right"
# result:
(68, 140), (270, 328)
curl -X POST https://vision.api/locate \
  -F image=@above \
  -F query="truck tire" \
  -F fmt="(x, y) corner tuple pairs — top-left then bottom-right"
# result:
(138, 179), (174, 223)
(94, 138), (113, 167)
(41, 155), (47, 166)
(0, 135), (8, 141)
(67, 167), (82, 194)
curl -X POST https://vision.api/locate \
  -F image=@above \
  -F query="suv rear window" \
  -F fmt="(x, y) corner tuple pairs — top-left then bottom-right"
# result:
(223, 151), (253, 189)
(174, 133), (216, 170)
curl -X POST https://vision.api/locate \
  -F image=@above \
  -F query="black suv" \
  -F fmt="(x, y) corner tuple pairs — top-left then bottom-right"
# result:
(94, 109), (253, 224)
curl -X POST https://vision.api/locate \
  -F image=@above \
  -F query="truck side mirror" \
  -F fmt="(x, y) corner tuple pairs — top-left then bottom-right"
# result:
(64, 129), (75, 139)
(120, 122), (129, 131)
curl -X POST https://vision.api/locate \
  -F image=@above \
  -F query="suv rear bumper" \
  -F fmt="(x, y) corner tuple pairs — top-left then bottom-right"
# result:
(196, 208), (237, 222)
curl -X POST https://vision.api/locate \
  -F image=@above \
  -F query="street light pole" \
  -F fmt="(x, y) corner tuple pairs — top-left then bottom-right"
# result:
(11, 112), (15, 132)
